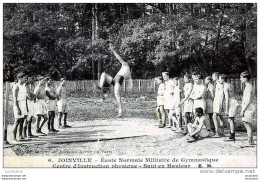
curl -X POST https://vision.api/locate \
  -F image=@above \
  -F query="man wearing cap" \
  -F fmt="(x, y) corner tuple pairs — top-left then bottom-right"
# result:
(57, 78), (71, 128)
(12, 72), (28, 141)
(205, 76), (215, 133)
(222, 74), (239, 141)
(240, 71), (256, 145)
(45, 77), (59, 133)
(98, 45), (133, 117)
(34, 76), (48, 135)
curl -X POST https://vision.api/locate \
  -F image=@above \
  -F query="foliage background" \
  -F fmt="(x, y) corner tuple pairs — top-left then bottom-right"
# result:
(3, 3), (257, 81)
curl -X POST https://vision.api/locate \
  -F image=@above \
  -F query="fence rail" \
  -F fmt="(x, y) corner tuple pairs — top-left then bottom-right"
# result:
(4, 78), (257, 96)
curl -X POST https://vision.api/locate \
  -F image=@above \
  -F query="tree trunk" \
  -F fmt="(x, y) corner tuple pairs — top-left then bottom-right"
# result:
(95, 4), (101, 81)
(241, 12), (252, 74)
(91, 4), (95, 80)
(214, 4), (225, 64)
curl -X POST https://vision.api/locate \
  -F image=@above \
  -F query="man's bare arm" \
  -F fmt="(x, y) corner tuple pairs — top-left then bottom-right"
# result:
(46, 89), (57, 99)
(179, 84), (193, 106)
(241, 85), (253, 114)
(14, 86), (19, 107)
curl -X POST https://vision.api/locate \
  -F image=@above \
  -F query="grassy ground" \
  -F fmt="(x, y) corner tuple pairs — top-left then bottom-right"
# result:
(4, 96), (257, 157)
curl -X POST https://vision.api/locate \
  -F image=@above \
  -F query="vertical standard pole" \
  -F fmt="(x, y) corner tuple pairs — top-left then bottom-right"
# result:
(178, 79), (182, 129)
(4, 81), (10, 145)
(138, 80), (141, 93)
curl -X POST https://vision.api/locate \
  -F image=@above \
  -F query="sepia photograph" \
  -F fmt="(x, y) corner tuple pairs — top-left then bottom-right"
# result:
(2, 2), (257, 170)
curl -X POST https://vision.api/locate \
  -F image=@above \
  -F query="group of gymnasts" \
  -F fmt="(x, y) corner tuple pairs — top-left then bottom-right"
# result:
(154, 71), (256, 144)
(11, 45), (256, 146)
(12, 74), (69, 142)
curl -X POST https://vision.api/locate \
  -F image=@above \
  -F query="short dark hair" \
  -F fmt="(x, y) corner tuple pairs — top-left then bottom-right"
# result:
(184, 74), (191, 80)
(192, 71), (198, 75)
(205, 76), (213, 83)
(17, 72), (26, 79)
(240, 71), (251, 80)
(195, 107), (203, 114)
(220, 74), (228, 82)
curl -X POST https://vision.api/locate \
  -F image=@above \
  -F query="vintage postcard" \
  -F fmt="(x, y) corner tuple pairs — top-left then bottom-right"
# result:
(1, 2), (258, 178)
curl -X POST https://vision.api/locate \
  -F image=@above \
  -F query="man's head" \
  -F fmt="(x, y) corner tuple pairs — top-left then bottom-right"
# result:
(155, 76), (163, 84)
(38, 76), (47, 85)
(26, 76), (34, 85)
(240, 71), (251, 83)
(194, 74), (203, 84)
(219, 74), (227, 84)
(46, 77), (53, 86)
(212, 72), (219, 81)
(195, 107), (204, 117)
(162, 72), (169, 81)
(60, 78), (66, 86)
(17, 72), (27, 84)
(192, 72), (198, 81)
(205, 76), (212, 85)
(173, 77), (179, 86)
(184, 74), (191, 83)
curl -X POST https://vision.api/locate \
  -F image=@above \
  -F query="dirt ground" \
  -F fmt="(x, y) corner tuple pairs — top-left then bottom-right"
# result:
(4, 96), (257, 157)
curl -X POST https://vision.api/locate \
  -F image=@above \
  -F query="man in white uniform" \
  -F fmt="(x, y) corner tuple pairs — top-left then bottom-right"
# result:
(190, 74), (207, 114)
(177, 74), (193, 134)
(46, 77), (59, 133)
(222, 74), (239, 141)
(24, 76), (37, 138)
(162, 72), (175, 128)
(205, 76), (215, 133)
(12, 72), (28, 141)
(155, 77), (166, 128)
(212, 73), (225, 138)
(57, 78), (71, 128)
(240, 71), (256, 145)
(34, 76), (48, 135)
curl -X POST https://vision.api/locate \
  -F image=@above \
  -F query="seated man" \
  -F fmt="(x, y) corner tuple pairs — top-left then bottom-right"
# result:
(186, 107), (210, 143)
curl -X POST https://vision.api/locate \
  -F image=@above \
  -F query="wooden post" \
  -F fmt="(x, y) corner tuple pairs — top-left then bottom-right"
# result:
(153, 79), (156, 93)
(93, 80), (96, 93)
(138, 80), (141, 93)
(82, 81), (85, 93)
(4, 82), (10, 145)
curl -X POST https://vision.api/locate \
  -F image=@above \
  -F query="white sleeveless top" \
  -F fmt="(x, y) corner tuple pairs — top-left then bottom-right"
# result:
(17, 83), (27, 101)
(157, 83), (165, 96)
(57, 85), (67, 99)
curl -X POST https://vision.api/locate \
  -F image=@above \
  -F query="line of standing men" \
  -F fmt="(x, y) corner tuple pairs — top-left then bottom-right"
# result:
(155, 71), (256, 145)
(12, 73), (70, 142)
